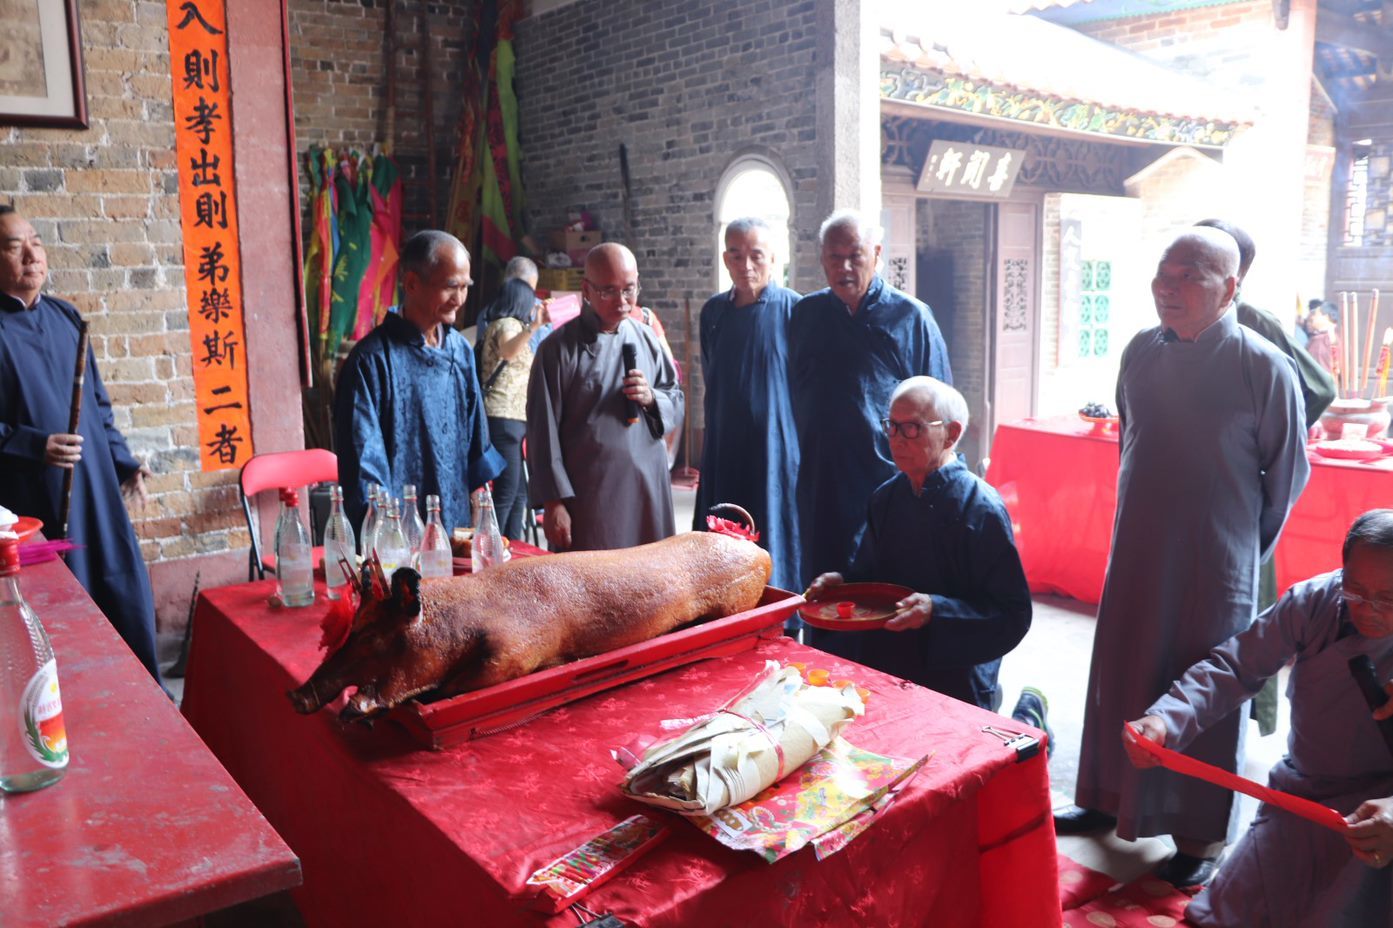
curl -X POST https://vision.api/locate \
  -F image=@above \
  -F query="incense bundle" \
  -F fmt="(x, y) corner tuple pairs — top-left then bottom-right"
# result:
(1366, 289), (1382, 399)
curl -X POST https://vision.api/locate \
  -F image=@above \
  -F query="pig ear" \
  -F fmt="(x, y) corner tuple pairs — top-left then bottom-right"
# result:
(391, 567), (422, 620)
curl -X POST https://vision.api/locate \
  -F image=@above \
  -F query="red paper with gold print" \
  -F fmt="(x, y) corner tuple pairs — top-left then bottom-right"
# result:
(166, 0), (254, 471)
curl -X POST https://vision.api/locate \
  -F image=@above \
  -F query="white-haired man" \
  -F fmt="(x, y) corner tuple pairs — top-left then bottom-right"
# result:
(805, 376), (1030, 709)
(789, 210), (952, 591)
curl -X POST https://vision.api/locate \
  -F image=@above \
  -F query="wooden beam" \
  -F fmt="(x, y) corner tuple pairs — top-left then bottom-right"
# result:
(1316, 9), (1393, 59)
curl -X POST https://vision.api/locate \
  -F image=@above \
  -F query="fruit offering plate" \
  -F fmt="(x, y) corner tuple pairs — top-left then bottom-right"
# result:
(1078, 413), (1120, 433)
(798, 582), (914, 632)
(1310, 438), (1391, 462)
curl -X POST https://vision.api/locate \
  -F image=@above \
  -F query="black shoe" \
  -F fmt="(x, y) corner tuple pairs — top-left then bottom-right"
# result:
(1052, 805), (1118, 835)
(1154, 852), (1220, 887)
(1010, 686), (1054, 758)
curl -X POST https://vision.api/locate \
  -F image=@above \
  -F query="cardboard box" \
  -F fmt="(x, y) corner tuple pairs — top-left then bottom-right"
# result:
(537, 268), (585, 293)
(564, 229), (602, 252)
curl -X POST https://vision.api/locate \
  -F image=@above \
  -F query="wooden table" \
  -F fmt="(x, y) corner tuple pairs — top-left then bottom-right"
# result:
(182, 578), (1061, 927)
(1, 550), (301, 927)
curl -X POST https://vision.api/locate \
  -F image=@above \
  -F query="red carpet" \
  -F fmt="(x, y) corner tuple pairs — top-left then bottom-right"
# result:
(1059, 854), (1199, 926)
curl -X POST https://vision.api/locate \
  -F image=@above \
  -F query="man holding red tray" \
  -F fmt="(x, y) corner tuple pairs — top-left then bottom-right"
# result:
(1124, 510), (1393, 926)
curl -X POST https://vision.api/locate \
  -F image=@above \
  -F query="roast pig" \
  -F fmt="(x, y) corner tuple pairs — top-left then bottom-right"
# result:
(289, 532), (772, 722)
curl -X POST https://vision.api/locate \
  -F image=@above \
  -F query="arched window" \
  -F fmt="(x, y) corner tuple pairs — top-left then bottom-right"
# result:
(714, 155), (793, 292)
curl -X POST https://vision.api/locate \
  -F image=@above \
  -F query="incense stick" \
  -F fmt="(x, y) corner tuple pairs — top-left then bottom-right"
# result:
(1340, 292), (1350, 397)
(1367, 289), (1382, 400)
(59, 321), (89, 537)
(1351, 291), (1361, 398)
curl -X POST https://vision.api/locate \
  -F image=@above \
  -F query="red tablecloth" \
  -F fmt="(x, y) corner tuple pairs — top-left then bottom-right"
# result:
(4, 548), (300, 927)
(182, 579), (1061, 927)
(986, 416), (1393, 604)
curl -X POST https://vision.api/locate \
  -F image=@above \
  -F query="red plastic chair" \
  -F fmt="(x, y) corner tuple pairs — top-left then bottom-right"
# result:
(239, 449), (339, 581)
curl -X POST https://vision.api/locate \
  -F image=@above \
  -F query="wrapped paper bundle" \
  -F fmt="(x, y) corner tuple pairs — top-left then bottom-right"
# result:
(619, 661), (864, 815)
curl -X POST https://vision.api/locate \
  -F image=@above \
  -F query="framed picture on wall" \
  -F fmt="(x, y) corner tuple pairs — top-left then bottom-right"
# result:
(0, 0), (88, 129)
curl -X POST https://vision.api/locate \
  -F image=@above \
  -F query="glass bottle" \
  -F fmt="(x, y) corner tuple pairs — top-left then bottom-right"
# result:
(359, 484), (382, 562)
(376, 499), (410, 578)
(322, 485), (357, 600)
(418, 494), (453, 579)
(0, 534), (69, 793)
(472, 486), (507, 571)
(274, 488), (316, 607)
(401, 484), (426, 565)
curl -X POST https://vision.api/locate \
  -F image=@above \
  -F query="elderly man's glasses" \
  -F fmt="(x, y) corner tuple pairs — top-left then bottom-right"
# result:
(1342, 590), (1393, 614)
(880, 418), (945, 439)
(586, 281), (641, 303)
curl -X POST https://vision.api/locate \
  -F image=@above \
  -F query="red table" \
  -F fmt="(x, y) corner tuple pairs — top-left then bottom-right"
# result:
(182, 579), (1061, 927)
(2, 550), (301, 927)
(986, 416), (1393, 604)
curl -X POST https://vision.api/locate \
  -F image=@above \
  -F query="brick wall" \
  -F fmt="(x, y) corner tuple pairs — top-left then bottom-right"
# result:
(288, 0), (473, 229)
(0, 0), (248, 652)
(513, 0), (822, 437)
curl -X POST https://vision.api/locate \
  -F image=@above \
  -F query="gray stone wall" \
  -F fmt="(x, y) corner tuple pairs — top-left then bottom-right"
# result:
(514, 0), (822, 439)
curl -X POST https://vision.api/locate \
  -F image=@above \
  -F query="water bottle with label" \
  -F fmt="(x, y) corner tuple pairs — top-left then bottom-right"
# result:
(274, 488), (316, 607)
(359, 484), (382, 563)
(0, 533), (69, 793)
(401, 484), (426, 565)
(376, 499), (410, 578)
(418, 494), (453, 579)
(472, 486), (508, 571)
(322, 485), (357, 600)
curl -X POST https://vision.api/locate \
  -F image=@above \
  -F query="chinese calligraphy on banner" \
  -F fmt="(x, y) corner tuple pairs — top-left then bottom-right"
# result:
(166, 0), (254, 471)
(916, 140), (1023, 199)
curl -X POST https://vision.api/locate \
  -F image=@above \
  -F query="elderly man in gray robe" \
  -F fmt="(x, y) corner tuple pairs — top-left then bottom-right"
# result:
(526, 243), (682, 551)
(1054, 227), (1311, 889)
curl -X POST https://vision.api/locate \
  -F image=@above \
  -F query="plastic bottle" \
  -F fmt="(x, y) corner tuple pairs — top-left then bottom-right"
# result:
(0, 533), (69, 793)
(322, 485), (357, 600)
(359, 484), (382, 562)
(400, 484), (426, 565)
(472, 486), (508, 571)
(376, 499), (410, 578)
(418, 494), (453, 579)
(274, 488), (316, 607)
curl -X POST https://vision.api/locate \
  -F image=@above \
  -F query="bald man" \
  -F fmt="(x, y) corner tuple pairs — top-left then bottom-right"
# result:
(526, 243), (682, 551)
(1057, 228), (1311, 888)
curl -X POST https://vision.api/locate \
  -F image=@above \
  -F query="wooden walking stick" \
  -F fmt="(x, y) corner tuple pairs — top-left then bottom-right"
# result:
(59, 321), (89, 537)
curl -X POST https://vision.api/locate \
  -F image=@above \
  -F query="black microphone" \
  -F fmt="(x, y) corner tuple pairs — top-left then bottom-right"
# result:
(1348, 654), (1393, 762)
(621, 342), (639, 425)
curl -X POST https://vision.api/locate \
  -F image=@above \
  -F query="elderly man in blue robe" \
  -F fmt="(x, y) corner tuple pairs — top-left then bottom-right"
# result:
(334, 230), (504, 533)
(802, 376), (1030, 709)
(693, 217), (801, 589)
(789, 210), (952, 590)
(1056, 227), (1311, 889)
(1125, 509), (1393, 926)
(0, 205), (163, 685)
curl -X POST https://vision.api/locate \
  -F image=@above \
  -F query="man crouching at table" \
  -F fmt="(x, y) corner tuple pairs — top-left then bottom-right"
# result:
(803, 376), (1031, 710)
(1124, 509), (1393, 927)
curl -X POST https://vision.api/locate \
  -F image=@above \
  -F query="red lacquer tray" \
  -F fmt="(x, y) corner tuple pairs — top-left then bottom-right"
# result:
(390, 586), (803, 749)
(798, 582), (914, 631)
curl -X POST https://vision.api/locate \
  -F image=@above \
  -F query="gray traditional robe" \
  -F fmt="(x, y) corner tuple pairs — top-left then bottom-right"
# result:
(526, 307), (682, 551)
(1150, 571), (1393, 927)
(1075, 310), (1310, 843)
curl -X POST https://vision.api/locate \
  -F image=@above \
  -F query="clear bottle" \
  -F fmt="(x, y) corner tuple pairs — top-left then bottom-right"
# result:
(472, 486), (508, 571)
(0, 534), (69, 793)
(322, 485), (357, 600)
(359, 484), (382, 562)
(274, 488), (316, 607)
(376, 500), (410, 578)
(400, 485), (426, 565)
(418, 493), (453, 579)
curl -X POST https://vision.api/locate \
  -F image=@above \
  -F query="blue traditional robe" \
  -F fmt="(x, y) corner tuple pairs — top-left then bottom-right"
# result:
(334, 312), (504, 532)
(692, 284), (801, 590)
(789, 276), (952, 588)
(804, 461), (1031, 709)
(1148, 571), (1393, 927)
(1075, 310), (1310, 844)
(0, 293), (162, 682)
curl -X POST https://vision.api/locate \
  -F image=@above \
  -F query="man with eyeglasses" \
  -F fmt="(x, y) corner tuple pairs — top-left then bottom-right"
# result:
(802, 376), (1030, 710)
(693, 217), (802, 590)
(526, 243), (681, 551)
(789, 210), (952, 593)
(1122, 509), (1393, 926)
(1058, 228), (1311, 889)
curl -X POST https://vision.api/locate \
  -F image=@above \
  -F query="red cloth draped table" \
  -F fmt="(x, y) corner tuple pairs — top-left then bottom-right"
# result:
(181, 579), (1061, 927)
(2, 548), (300, 928)
(985, 415), (1393, 603)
